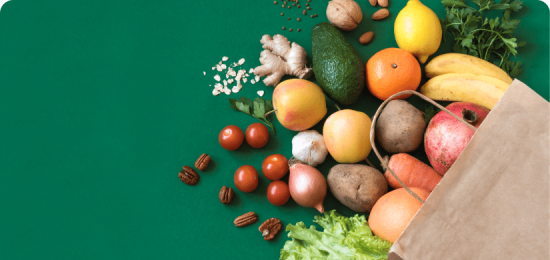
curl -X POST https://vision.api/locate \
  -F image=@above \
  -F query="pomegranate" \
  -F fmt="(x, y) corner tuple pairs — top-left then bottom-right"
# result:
(424, 102), (490, 175)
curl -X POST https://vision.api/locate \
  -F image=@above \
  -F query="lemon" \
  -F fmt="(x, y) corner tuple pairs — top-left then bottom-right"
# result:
(394, 0), (442, 64)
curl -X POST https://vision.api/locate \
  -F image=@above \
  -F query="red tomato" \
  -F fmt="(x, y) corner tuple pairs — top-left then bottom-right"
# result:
(234, 165), (259, 192)
(262, 154), (289, 180)
(219, 125), (244, 150)
(267, 180), (290, 206)
(245, 123), (269, 148)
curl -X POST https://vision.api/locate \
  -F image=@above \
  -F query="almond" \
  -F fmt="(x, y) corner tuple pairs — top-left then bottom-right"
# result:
(378, 0), (388, 8)
(372, 8), (389, 20)
(359, 31), (374, 45)
(369, 0), (377, 6)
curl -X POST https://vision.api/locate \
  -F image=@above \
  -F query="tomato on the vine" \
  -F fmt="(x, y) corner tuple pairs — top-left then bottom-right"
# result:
(262, 154), (289, 181)
(234, 165), (259, 192)
(267, 180), (290, 206)
(219, 125), (244, 150)
(245, 123), (269, 148)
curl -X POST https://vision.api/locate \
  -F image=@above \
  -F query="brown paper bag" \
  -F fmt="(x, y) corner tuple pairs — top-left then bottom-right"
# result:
(388, 80), (549, 260)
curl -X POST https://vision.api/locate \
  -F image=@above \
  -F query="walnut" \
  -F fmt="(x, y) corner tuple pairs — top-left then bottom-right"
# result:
(326, 0), (363, 31)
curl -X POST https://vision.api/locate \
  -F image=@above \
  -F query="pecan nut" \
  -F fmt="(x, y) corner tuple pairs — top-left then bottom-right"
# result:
(234, 212), (258, 227)
(259, 218), (282, 240)
(178, 166), (199, 185)
(219, 185), (234, 204)
(195, 153), (211, 171)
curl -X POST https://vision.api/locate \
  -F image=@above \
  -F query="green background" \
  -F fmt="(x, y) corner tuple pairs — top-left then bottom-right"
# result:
(0, 0), (548, 259)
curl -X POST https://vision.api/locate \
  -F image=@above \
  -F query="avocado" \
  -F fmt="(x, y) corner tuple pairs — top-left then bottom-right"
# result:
(312, 22), (365, 105)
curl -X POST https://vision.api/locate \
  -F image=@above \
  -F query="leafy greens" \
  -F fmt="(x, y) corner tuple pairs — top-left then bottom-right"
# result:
(229, 97), (276, 135)
(440, 0), (525, 77)
(280, 210), (392, 260)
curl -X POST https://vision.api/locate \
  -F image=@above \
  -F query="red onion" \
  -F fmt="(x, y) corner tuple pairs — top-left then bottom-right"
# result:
(288, 160), (327, 213)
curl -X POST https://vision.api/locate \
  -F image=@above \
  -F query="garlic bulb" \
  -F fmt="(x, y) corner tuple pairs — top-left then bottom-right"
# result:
(292, 130), (328, 167)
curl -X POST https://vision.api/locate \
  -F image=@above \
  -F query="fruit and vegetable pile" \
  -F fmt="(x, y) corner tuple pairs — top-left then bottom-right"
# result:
(184, 0), (526, 259)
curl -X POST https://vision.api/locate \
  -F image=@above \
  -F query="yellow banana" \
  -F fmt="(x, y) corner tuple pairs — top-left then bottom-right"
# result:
(420, 73), (506, 110)
(425, 53), (513, 84)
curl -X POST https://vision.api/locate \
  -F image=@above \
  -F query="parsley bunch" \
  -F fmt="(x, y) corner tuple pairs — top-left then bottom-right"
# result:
(441, 0), (525, 77)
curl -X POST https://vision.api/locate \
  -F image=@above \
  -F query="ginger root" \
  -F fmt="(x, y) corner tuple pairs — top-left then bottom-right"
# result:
(253, 35), (313, 87)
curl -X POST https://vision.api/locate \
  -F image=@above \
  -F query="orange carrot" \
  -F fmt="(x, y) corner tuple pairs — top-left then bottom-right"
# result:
(384, 153), (442, 192)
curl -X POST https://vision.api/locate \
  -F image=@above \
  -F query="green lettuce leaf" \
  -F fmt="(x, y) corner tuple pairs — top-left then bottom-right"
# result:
(280, 210), (392, 260)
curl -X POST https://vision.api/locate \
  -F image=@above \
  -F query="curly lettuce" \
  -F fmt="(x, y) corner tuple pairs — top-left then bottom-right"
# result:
(280, 210), (392, 260)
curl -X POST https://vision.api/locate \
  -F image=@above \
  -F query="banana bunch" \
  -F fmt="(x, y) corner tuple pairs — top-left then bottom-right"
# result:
(420, 53), (513, 109)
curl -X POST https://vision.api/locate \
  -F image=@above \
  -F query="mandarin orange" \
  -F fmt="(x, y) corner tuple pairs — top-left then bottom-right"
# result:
(366, 48), (421, 100)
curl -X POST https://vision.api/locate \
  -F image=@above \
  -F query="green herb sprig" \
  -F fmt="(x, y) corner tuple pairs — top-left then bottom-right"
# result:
(229, 97), (276, 135)
(441, 0), (525, 77)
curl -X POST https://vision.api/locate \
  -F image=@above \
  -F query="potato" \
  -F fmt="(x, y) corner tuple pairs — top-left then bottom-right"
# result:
(376, 100), (426, 153)
(327, 164), (388, 212)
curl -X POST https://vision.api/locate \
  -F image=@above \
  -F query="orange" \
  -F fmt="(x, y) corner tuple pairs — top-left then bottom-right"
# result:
(368, 187), (430, 243)
(366, 48), (421, 100)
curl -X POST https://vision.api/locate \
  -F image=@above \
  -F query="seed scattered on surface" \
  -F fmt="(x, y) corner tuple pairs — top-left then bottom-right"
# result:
(289, 28), (293, 32)
(310, 15), (314, 18)
(307, 6), (311, 10)
(303, 10), (307, 15)
(314, 14), (318, 17)
(298, 28), (302, 32)
(282, 4), (285, 8)
(284, 1), (287, 4)
(288, 6), (291, 9)
(292, 3), (296, 6)
(297, 18), (301, 21)
(274, 1), (277, 4)
(287, 17), (291, 20)
(281, 12), (284, 16)
(282, 26), (286, 30)
(307, 0), (311, 2)
(298, 5), (301, 8)
(306, 3), (309, 6)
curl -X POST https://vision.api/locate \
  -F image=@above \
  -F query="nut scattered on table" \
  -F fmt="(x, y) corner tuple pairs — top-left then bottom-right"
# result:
(258, 218), (282, 240)
(378, 0), (388, 8)
(195, 153), (211, 171)
(234, 212), (258, 227)
(369, 0), (377, 6)
(219, 185), (234, 204)
(179, 166), (199, 185)
(372, 8), (390, 20)
(359, 31), (374, 45)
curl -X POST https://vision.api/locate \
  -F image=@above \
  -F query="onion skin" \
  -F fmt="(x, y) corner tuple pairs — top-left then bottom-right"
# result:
(288, 162), (327, 213)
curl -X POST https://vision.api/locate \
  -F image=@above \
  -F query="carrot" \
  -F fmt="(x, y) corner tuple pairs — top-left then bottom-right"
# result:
(383, 153), (442, 192)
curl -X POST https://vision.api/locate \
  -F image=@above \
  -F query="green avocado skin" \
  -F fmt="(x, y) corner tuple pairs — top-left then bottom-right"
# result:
(312, 22), (365, 105)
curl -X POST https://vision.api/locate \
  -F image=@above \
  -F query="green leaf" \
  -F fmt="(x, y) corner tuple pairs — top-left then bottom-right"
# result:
(265, 99), (274, 112)
(253, 98), (265, 119)
(442, 0), (468, 8)
(461, 34), (475, 48)
(423, 105), (439, 124)
(280, 210), (392, 260)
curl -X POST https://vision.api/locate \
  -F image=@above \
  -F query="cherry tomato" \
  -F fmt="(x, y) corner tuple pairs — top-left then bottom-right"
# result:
(219, 125), (244, 150)
(267, 180), (291, 206)
(262, 154), (289, 180)
(234, 165), (259, 192)
(245, 123), (269, 148)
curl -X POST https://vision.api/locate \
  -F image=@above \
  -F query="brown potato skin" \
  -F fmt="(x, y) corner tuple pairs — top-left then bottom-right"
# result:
(376, 100), (426, 154)
(327, 164), (388, 212)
